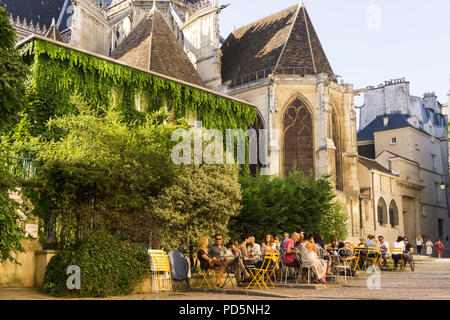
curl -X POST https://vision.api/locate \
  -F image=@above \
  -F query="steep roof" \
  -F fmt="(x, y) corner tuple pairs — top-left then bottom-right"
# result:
(359, 157), (393, 175)
(110, 9), (204, 87)
(1, 0), (73, 31)
(221, 4), (333, 86)
(357, 113), (414, 141)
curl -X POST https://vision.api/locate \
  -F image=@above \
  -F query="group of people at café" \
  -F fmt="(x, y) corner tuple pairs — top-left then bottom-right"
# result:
(197, 231), (443, 287)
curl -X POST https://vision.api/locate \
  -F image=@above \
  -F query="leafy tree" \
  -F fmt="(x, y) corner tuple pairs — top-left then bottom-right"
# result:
(229, 170), (348, 243)
(16, 107), (183, 248)
(0, 158), (25, 263)
(152, 163), (242, 265)
(0, 3), (28, 131)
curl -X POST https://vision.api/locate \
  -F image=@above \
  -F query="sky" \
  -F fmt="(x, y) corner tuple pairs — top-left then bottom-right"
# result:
(218, 0), (450, 107)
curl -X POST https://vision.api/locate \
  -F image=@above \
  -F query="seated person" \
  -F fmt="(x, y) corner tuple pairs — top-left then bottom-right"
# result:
(282, 232), (300, 268)
(262, 233), (277, 255)
(208, 233), (227, 258)
(272, 233), (281, 252)
(314, 232), (332, 275)
(329, 235), (345, 255)
(197, 236), (225, 288)
(392, 236), (405, 269)
(403, 237), (415, 272)
(244, 236), (263, 267)
(225, 240), (250, 284)
(377, 235), (390, 267)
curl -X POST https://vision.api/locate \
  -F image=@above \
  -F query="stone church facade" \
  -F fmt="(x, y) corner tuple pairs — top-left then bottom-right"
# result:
(4, 0), (449, 245)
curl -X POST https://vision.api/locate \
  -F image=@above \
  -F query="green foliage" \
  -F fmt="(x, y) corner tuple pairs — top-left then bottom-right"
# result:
(42, 230), (150, 297)
(15, 106), (183, 248)
(152, 162), (242, 263)
(15, 39), (256, 141)
(319, 201), (348, 243)
(0, 157), (25, 263)
(0, 4), (28, 132)
(228, 170), (348, 243)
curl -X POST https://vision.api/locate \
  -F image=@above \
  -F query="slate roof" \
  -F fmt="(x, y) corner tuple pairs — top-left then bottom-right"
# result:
(359, 157), (393, 175)
(110, 9), (204, 87)
(221, 4), (334, 86)
(357, 113), (414, 141)
(1, 0), (73, 31)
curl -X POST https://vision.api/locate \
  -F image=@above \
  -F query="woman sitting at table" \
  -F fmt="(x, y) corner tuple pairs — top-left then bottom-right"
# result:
(197, 236), (225, 288)
(262, 233), (277, 255)
(300, 234), (328, 284)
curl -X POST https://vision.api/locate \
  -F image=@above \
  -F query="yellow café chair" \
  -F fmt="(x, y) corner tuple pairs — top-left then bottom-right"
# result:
(246, 252), (280, 290)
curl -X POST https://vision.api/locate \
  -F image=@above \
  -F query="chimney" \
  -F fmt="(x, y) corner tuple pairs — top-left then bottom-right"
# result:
(383, 115), (389, 127)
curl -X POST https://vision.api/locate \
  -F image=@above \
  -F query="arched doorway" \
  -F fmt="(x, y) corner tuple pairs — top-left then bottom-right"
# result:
(282, 98), (314, 176)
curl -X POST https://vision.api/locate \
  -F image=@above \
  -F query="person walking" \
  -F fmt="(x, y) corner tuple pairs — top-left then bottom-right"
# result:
(426, 239), (433, 257)
(435, 239), (444, 259)
(416, 235), (423, 256)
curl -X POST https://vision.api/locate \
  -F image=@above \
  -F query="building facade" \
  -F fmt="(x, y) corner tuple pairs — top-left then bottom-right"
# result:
(4, 0), (449, 246)
(358, 80), (450, 253)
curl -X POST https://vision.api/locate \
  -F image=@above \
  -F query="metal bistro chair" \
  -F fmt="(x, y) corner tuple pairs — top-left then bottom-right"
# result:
(390, 248), (406, 272)
(352, 247), (365, 271)
(334, 248), (354, 283)
(364, 246), (382, 270)
(297, 247), (314, 284)
(148, 250), (173, 293)
(246, 252), (279, 290)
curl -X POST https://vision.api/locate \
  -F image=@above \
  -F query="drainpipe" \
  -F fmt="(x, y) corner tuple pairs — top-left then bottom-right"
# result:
(359, 193), (364, 237)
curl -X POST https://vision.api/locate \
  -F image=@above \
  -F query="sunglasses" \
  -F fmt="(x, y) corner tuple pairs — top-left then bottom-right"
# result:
(216, 238), (222, 241)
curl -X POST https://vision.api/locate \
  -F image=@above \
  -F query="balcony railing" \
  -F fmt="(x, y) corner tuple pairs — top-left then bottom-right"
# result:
(229, 67), (316, 88)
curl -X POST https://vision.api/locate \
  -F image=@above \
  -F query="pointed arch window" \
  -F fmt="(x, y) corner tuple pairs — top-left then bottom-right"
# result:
(331, 110), (343, 191)
(389, 200), (399, 227)
(282, 99), (314, 176)
(377, 197), (388, 226)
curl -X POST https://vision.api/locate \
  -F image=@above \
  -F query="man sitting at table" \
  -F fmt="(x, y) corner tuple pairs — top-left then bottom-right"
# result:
(245, 236), (263, 267)
(282, 232), (300, 268)
(208, 233), (227, 258)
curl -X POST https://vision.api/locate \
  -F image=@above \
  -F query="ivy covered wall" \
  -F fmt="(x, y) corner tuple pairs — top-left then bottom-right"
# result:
(20, 38), (256, 133)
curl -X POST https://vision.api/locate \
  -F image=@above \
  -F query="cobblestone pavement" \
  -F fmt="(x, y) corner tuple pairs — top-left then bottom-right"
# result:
(1, 257), (449, 300)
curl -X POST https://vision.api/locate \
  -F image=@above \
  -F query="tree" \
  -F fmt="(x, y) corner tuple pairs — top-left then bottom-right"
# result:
(0, 3), (28, 131)
(0, 158), (25, 263)
(228, 170), (348, 243)
(152, 163), (242, 265)
(16, 107), (183, 248)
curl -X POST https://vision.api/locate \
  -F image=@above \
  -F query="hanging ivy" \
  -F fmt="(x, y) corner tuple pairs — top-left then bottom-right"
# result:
(20, 39), (256, 133)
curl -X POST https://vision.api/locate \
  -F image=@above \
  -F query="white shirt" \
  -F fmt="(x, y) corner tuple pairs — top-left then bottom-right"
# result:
(379, 241), (390, 254)
(393, 241), (405, 254)
(416, 239), (423, 246)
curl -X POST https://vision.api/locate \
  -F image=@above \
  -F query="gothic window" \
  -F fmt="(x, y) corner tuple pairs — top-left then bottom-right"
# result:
(331, 111), (343, 191)
(377, 197), (388, 226)
(283, 99), (314, 177)
(389, 200), (399, 227)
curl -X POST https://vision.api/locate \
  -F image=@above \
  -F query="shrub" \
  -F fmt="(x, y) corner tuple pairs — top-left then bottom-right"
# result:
(229, 170), (348, 242)
(42, 230), (150, 297)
